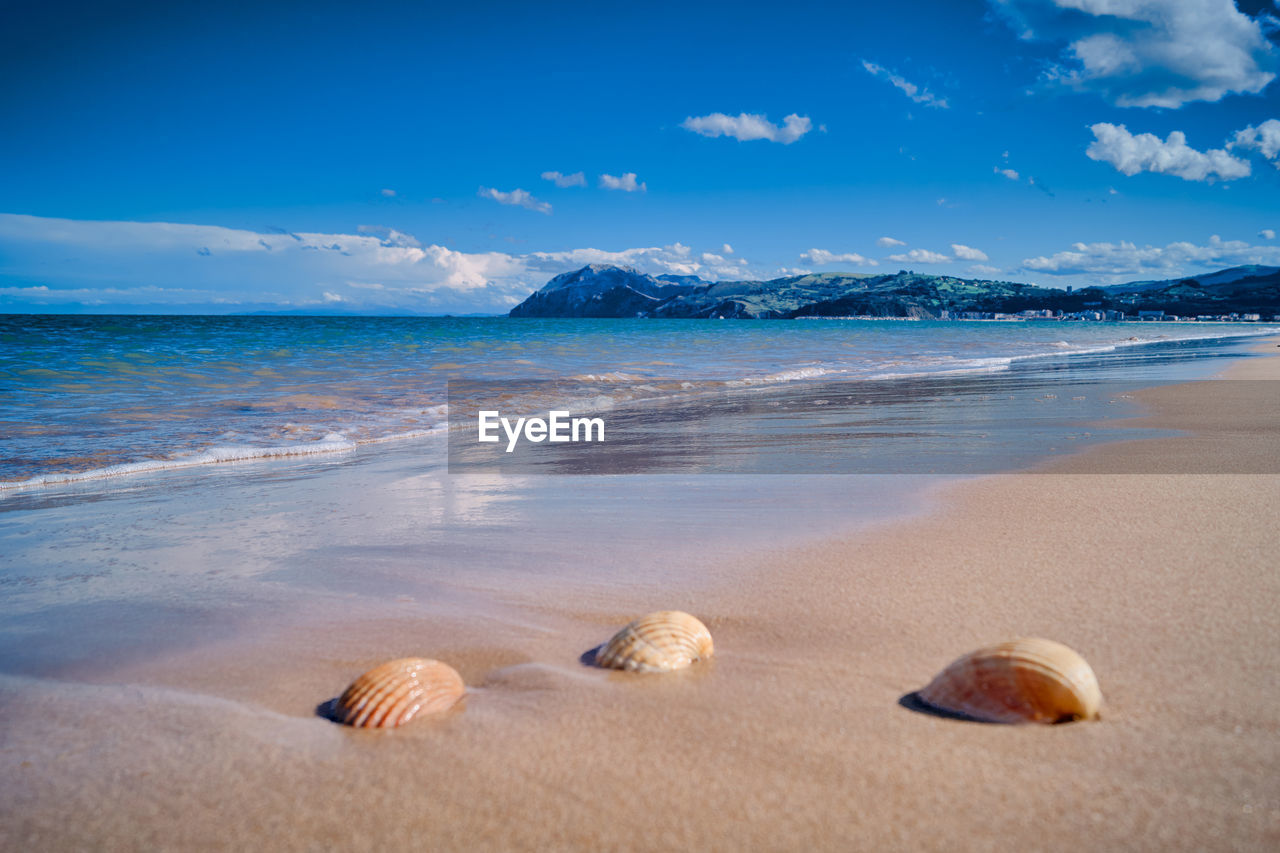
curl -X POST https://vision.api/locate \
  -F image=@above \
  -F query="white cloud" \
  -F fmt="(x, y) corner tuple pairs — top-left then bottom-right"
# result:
(1021, 234), (1280, 276)
(1086, 123), (1251, 182)
(477, 186), (552, 214)
(1229, 119), (1280, 165)
(356, 225), (422, 248)
(887, 249), (950, 264)
(951, 244), (990, 261)
(991, 0), (1278, 108)
(995, 166), (1021, 180)
(541, 170), (587, 188)
(1260, 229), (1276, 240)
(379, 188), (396, 197)
(969, 264), (1003, 276)
(722, 243), (734, 254)
(876, 236), (907, 248)
(526, 242), (703, 278)
(800, 249), (879, 266)
(699, 252), (749, 277)
(0, 214), (766, 314)
(861, 60), (950, 108)
(681, 112), (813, 144)
(418, 244), (530, 291)
(599, 172), (647, 192)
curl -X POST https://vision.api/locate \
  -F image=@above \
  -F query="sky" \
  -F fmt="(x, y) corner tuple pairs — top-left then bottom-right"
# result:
(2, 0), (1279, 314)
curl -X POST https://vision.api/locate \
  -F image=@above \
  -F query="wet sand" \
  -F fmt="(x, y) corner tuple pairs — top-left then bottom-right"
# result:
(2, 342), (1278, 851)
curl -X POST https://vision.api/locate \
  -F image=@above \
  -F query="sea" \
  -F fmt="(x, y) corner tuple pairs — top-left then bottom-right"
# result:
(1, 314), (1276, 680)
(3, 314), (1276, 489)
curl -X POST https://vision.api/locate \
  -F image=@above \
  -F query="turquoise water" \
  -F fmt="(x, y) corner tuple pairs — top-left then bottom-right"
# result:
(1, 314), (1275, 487)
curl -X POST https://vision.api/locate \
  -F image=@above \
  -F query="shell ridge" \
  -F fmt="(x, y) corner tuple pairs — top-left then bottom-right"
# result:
(918, 638), (1101, 724)
(355, 671), (411, 727)
(369, 673), (421, 727)
(334, 658), (464, 728)
(596, 611), (713, 673)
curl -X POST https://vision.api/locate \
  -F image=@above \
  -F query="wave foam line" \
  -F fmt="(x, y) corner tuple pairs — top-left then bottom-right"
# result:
(0, 424), (451, 492)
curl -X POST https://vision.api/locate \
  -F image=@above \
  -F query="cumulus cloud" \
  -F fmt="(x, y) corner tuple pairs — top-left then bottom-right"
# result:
(1021, 234), (1280, 276)
(951, 244), (990, 261)
(876, 236), (907, 248)
(861, 60), (950, 108)
(1086, 123), (1251, 181)
(525, 243), (702, 276)
(356, 225), (422, 248)
(995, 166), (1021, 180)
(379, 188), (396, 197)
(477, 186), (552, 214)
(799, 249), (879, 266)
(991, 0), (1277, 108)
(541, 170), (587, 188)
(681, 112), (813, 144)
(969, 264), (1003, 276)
(887, 248), (950, 264)
(1261, 229), (1276, 240)
(0, 214), (763, 314)
(699, 252), (749, 277)
(722, 243), (734, 254)
(1230, 119), (1280, 165)
(599, 172), (647, 192)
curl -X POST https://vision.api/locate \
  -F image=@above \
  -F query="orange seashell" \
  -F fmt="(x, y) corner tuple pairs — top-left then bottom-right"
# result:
(918, 638), (1102, 724)
(596, 610), (714, 673)
(334, 657), (465, 728)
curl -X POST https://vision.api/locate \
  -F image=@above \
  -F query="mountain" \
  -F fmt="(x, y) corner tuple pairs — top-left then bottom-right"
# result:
(1106, 265), (1280, 294)
(1082, 265), (1280, 316)
(507, 264), (701, 318)
(510, 266), (1048, 319)
(508, 264), (1280, 319)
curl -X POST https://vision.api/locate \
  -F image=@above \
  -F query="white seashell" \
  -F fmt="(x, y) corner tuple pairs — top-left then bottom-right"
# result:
(334, 657), (465, 728)
(596, 610), (714, 673)
(918, 638), (1102, 724)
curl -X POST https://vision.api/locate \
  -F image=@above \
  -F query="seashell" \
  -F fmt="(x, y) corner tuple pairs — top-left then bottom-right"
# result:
(334, 657), (465, 728)
(596, 610), (714, 673)
(918, 638), (1102, 724)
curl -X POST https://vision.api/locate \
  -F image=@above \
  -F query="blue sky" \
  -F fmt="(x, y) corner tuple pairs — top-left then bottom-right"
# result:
(2, 0), (1279, 313)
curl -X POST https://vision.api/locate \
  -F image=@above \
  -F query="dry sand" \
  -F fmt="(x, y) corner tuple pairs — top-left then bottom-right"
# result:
(2, 341), (1277, 851)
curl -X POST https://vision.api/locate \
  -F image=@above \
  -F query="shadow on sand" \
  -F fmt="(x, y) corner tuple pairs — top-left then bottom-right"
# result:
(898, 690), (996, 723)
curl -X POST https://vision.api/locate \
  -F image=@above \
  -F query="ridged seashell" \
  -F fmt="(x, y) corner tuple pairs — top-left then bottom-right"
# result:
(918, 638), (1102, 724)
(334, 658), (465, 728)
(596, 610), (714, 672)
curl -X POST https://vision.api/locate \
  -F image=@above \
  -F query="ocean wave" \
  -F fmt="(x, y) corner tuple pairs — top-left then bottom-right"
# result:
(7, 323), (1277, 491)
(0, 425), (451, 492)
(727, 365), (845, 385)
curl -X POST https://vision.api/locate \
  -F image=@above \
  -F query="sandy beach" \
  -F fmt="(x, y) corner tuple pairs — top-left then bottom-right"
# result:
(2, 339), (1278, 851)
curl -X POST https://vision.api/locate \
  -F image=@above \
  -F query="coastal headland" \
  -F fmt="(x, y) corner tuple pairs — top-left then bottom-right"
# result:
(509, 263), (1280, 321)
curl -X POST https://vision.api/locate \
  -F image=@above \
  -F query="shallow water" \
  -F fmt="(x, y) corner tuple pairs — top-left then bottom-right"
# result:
(3, 314), (1274, 487)
(0, 327), (1271, 681)
(2, 325), (1277, 852)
